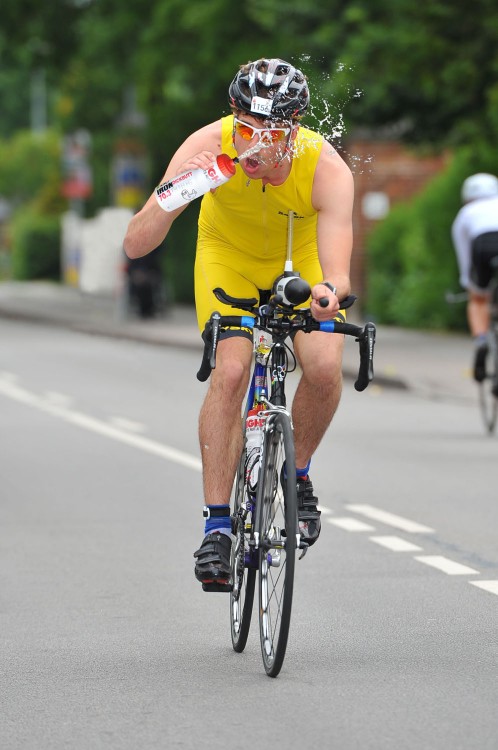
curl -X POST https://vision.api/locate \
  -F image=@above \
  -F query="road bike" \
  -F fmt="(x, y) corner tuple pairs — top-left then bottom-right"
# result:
(196, 222), (376, 676)
(447, 256), (498, 434)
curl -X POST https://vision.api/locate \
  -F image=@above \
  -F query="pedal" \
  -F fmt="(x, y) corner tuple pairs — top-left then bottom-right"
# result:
(201, 581), (233, 593)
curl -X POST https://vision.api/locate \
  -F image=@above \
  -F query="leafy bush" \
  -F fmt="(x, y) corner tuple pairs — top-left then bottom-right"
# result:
(0, 130), (64, 211)
(365, 145), (498, 330)
(10, 210), (61, 280)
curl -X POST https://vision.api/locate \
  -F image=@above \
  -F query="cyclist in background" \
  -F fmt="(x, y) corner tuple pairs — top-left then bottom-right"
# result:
(452, 173), (498, 381)
(124, 58), (354, 590)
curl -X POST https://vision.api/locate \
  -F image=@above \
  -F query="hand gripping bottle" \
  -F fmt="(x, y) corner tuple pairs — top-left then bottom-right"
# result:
(245, 403), (265, 495)
(155, 154), (236, 212)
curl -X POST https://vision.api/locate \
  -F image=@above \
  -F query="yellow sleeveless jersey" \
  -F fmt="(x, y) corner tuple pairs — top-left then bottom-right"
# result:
(194, 115), (325, 330)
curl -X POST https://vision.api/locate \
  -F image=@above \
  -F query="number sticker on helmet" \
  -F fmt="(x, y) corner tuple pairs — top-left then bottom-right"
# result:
(251, 96), (273, 116)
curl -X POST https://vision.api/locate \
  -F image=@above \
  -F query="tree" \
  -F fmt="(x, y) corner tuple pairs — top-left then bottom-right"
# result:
(0, 0), (87, 134)
(333, 0), (498, 145)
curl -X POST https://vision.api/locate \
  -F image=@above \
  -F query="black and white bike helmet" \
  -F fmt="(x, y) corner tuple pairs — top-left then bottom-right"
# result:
(461, 173), (498, 202)
(228, 58), (309, 120)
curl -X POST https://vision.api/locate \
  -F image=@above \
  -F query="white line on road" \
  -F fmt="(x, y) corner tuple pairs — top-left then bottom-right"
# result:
(109, 416), (146, 433)
(414, 555), (480, 576)
(370, 535), (423, 552)
(469, 580), (498, 596)
(346, 504), (435, 534)
(0, 377), (202, 472)
(327, 517), (375, 532)
(44, 391), (73, 408)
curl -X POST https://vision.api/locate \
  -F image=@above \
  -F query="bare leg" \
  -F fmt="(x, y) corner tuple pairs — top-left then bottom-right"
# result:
(291, 331), (344, 469)
(467, 291), (490, 337)
(198, 336), (253, 506)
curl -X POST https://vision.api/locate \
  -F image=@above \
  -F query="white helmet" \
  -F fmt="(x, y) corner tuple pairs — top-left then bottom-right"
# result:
(461, 173), (498, 203)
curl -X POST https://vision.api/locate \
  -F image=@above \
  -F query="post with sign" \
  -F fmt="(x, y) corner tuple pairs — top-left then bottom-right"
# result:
(61, 130), (92, 286)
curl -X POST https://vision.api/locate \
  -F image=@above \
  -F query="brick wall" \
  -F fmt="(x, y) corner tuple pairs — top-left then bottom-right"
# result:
(344, 139), (449, 304)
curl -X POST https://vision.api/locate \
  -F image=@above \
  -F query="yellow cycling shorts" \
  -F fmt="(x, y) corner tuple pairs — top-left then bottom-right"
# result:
(194, 237), (345, 337)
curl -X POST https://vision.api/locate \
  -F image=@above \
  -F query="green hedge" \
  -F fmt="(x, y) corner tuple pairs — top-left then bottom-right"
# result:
(365, 145), (498, 330)
(159, 203), (199, 304)
(10, 211), (61, 281)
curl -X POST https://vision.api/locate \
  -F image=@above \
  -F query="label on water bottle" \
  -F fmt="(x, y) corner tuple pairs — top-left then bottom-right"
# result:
(246, 407), (265, 431)
(245, 404), (265, 493)
(155, 155), (236, 212)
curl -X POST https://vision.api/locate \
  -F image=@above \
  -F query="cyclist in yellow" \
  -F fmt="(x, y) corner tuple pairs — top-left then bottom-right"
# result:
(124, 58), (354, 589)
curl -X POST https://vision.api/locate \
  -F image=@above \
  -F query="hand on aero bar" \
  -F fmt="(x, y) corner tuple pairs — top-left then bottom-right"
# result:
(310, 283), (340, 322)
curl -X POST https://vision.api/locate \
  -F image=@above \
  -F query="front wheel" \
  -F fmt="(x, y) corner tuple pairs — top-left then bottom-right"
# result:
(256, 412), (297, 677)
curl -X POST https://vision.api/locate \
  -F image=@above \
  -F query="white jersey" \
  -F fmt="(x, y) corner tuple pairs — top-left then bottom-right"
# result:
(452, 195), (498, 289)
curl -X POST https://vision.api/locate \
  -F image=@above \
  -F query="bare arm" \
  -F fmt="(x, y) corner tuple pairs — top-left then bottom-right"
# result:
(123, 120), (222, 259)
(309, 140), (354, 320)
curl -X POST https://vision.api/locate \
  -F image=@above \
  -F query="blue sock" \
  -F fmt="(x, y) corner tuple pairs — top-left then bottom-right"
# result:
(283, 460), (311, 480)
(475, 334), (487, 346)
(204, 504), (231, 535)
(296, 460), (311, 479)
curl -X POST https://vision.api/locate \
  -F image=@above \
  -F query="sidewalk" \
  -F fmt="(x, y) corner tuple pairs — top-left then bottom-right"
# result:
(0, 281), (476, 403)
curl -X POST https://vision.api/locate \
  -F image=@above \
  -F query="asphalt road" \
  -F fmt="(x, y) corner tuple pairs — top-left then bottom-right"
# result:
(1, 318), (497, 750)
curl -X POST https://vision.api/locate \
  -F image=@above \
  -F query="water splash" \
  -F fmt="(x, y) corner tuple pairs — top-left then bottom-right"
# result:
(296, 56), (372, 175)
(233, 140), (270, 163)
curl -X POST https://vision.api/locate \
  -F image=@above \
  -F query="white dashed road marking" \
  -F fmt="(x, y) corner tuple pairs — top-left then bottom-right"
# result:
(332, 503), (495, 601)
(327, 517), (375, 532)
(346, 504), (435, 534)
(469, 581), (498, 596)
(370, 535), (423, 552)
(414, 556), (480, 576)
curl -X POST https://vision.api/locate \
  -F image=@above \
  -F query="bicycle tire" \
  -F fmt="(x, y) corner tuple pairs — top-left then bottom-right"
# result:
(257, 411), (297, 677)
(478, 333), (498, 434)
(230, 452), (256, 652)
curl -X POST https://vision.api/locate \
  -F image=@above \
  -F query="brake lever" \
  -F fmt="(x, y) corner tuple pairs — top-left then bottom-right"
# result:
(209, 312), (221, 370)
(354, 322), (376, 391)
(196, 312), (222, 382)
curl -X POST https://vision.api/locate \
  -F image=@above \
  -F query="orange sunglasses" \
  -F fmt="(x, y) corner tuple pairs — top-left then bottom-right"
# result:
(233, 117), (291, 144)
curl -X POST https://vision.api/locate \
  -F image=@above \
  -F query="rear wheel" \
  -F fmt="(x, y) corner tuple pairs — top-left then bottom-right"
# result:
(230, 453), (256, 652)
(257, 412), (297, 677)
(478, 334), (498, 434)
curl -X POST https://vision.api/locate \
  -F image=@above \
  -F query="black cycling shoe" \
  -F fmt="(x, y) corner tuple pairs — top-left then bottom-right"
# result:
(296, 476), (321, 546)
(193, 533), (233, 592)
(474, 342), (488, 382)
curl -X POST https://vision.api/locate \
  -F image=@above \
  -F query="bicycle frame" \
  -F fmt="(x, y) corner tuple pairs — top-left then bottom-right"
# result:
(245, 332), (291, 413)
